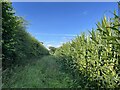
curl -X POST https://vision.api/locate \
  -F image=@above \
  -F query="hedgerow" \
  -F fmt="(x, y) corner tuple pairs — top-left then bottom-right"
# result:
(2, 1), (49, 70)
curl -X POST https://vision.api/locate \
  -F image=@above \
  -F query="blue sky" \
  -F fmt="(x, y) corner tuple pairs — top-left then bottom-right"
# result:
(12, 2), (117, 48)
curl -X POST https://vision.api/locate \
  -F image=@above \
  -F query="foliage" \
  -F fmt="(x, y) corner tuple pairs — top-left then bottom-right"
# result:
(49, 46), (57, 54)
(55, 12), (120, 88)
(2, 2), (49, 70)
(2, 1), (120, 88)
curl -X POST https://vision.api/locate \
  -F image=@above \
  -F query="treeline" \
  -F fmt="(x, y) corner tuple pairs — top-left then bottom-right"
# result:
(55, 12), (120, 88)
(2, 2), (49, 70)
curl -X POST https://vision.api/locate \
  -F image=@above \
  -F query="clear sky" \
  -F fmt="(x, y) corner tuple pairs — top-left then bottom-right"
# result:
(12, 2), (118, 48)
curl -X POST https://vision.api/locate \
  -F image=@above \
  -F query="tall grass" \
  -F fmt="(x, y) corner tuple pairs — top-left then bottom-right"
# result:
(3, 56), (74, 88)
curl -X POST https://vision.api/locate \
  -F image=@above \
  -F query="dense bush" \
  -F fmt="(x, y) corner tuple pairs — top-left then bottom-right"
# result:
(2, 2), (49, 70)
(55, 12), (120, 88)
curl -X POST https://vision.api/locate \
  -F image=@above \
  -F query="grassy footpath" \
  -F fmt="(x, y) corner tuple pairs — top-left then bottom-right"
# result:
(3, 55), (74, 88)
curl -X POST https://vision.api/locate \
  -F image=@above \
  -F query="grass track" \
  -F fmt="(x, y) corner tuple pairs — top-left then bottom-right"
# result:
(3, 55), (74, 88)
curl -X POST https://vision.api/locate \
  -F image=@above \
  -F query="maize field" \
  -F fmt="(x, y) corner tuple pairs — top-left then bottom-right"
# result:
(55, 11), (120, 88)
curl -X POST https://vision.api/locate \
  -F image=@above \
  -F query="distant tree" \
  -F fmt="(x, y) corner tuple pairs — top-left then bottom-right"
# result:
(49, 46), (57, 54)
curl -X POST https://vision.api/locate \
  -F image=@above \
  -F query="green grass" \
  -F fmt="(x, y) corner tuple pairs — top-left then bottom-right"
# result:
(3, 55), (74, 88)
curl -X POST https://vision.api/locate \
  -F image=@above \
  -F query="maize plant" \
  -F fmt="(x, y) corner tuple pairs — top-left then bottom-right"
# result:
(55, 12), (120, 88)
